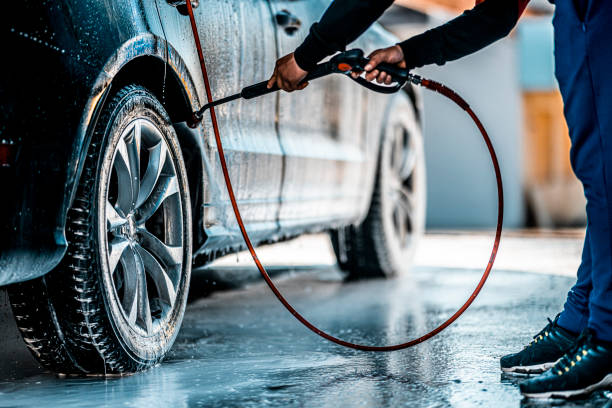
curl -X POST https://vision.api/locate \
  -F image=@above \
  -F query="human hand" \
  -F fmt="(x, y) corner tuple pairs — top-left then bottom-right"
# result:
(351, 45), (406, 85)
(267, 53), (309, 92)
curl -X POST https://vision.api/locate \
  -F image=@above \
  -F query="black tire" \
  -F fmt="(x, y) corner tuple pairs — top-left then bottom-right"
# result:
(331, 95), (425, 278)
(9, 277), (87, 373)
(8, 85), (192, 374)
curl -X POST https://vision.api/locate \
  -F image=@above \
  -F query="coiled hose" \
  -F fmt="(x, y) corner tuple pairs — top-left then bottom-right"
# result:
(184, 0), (503, 351)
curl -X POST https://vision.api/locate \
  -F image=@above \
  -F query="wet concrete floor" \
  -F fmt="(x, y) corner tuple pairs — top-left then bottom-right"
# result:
(1, 236), (611, 407)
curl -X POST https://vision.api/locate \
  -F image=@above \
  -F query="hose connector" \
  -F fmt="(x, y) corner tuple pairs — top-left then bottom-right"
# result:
(407, 73), (422, 85)
(187, 111), (203, 129)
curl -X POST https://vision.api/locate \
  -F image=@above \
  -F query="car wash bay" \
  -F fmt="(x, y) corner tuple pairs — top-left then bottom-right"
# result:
(1, 232), (611, 408)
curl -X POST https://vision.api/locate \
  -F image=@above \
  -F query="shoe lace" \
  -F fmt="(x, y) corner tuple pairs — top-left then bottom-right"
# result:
(525, 317), (555, 349)
(551, 330), (593, 376)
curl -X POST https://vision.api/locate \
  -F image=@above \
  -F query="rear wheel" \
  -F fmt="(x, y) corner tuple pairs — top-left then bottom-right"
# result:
(331, 96), (425, 278)
(8, 85), (192, 374)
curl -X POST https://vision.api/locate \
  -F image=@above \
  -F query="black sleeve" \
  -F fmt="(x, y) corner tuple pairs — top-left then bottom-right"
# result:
(294, 0), (394, 71)
(399, 0), (521, 69)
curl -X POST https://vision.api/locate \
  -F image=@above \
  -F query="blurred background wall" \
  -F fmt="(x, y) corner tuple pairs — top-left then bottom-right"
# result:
(380, 0), (586, 229)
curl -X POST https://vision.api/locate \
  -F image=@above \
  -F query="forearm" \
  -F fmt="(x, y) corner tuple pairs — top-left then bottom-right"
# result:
(400, 0), (529, 69)
(294, 0), (394, 71)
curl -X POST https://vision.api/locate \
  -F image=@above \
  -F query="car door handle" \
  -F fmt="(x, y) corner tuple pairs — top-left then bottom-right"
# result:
(275, 10), (301, 36)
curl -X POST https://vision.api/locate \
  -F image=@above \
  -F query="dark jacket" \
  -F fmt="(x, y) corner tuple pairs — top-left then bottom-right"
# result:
(294, 0), (530, 72)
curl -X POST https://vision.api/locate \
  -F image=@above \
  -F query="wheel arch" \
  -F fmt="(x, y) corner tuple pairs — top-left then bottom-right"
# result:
(107, 55), (204, 239)
(62, 34), (204, 275)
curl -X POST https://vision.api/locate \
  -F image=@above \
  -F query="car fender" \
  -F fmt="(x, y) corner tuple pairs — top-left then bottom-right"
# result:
(0, 33), (201, 286)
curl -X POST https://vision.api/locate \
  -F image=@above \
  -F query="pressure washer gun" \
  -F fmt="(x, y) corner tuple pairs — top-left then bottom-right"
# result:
(190, 48), (430, 126)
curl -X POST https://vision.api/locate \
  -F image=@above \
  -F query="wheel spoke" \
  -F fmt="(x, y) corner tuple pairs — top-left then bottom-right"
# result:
(114, 136), (134, 214)
(393, 206), (401, 230)
(393, 207), (407, 245)
(136, 244), (177, 307)
(391, 128), (405, 172)
(399, 207), (408, 244)
(396, 188), (415, 230)
(136, 140), (167, 208)
(106, 201), (127, 231)
(399, 148), (417, 180)
(135, 249), (153, 334)
(118, 247), (140, 325)
(137, 175), (179, 222)
(117, 247), (152, 333)
(138, 229), (183, 268)
(108, 237), (129, 274)
(126, 123), (141, 210)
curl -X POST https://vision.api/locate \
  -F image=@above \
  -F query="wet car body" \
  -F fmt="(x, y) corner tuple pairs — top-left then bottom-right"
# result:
(0, 0), (421, 287)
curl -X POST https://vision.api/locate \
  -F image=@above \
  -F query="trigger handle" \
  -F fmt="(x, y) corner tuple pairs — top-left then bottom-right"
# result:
(351, 75), (404, 94)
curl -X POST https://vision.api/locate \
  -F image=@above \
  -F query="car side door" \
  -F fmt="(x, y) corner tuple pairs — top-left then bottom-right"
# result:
(269, 0), (370, 233)
(157, 0), (283, 248)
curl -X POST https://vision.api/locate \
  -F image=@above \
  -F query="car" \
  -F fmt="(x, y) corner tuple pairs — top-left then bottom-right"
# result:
(0, 0), (425, 374)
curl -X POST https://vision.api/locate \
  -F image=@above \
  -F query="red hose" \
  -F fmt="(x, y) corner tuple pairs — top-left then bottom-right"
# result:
(184, 0), (503, 351)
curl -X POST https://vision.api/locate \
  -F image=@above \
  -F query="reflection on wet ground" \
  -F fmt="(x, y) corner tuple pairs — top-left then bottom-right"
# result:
(1, 265), (611, 407)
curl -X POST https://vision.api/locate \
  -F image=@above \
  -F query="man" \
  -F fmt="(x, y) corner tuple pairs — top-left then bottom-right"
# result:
(268, 0), (612, 399)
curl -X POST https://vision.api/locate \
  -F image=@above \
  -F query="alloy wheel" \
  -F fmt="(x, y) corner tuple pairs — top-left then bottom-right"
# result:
(104, 118), (184, 335)
(387, 125), (419, 250)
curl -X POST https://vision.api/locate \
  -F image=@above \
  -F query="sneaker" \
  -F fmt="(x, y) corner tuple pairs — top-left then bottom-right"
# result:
(520, 329), (612, 399)
(500, 315), (577, 374)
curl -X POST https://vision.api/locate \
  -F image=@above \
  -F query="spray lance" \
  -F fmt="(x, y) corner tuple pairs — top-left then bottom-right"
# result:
(189, 49), (466, 123)
(184, 0), (503, 351)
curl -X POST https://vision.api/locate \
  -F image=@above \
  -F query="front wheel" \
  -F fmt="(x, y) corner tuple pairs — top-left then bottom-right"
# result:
(8, 85), (192, 374)
(331, 96), (426, 278)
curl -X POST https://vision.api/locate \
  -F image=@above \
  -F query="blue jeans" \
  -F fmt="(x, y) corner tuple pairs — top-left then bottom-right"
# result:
(554, 0), (612, 341)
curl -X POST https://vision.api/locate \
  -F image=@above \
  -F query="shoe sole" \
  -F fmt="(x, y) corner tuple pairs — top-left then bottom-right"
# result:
(501, 359), (558, 375)
(522, 373), (612, 399)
